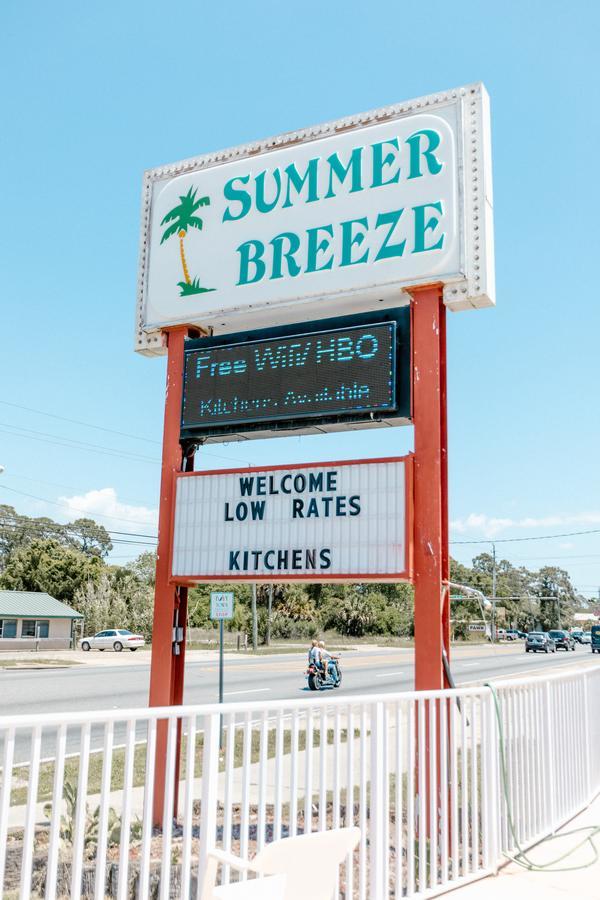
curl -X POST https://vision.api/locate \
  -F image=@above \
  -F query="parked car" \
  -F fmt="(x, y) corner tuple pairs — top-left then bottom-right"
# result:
(525, 632), (556, 653)
(547, 630), (576, 651)
(79, 629), (145, 652)
(506, 629), (527, 640)
(592, 625), (600, 654)
(580, 632), (592, 645)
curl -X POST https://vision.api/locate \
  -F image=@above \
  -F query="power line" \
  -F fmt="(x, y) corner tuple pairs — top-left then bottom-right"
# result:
(0, 400), (162, 445)
(0, 516), (157, 542)
(0, 423), (160, 464)
(1, 471), (156, 510)
(451, 527), (600, 545)
(0, 402), (255, 466)
(0, 484), (158, 528)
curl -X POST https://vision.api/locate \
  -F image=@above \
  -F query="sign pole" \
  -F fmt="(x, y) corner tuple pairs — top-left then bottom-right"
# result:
(210, 591), (234, 749)
(148, 326), (188, 826)
(219, 618), (224, 747)
(411, 284), (450, 691)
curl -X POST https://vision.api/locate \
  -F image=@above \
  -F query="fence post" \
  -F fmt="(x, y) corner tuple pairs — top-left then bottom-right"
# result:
(369, 701), (386, 898)
(582, 672), (592, 799)
(484, 688), (500, 873)
(544, 680), (556, 830)
(197, 713), (221, 895)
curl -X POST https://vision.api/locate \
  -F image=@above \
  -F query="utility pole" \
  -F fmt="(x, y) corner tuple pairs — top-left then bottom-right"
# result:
(491, 543), (497, 641)
(251, 583), (258, 651)
(266, 584), (273, 647)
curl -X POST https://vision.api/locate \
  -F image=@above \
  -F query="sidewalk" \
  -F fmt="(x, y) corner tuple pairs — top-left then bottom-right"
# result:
(455, 792), (600, 899)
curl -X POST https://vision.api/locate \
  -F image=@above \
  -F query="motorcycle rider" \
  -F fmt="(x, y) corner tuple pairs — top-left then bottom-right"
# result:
(318, 641), (339, 683)
(308, 639), (324, 674)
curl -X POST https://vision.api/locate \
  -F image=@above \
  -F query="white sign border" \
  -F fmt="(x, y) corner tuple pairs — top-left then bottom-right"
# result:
(169, 455), (414, 584)
(136, 83), (493, 356)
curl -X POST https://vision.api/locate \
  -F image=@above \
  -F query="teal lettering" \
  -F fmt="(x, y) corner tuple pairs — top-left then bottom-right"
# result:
(255, 169), (282, 214)
(371, 138), (401, 187)
(325, 147), (363, 198)
(306, 224), (334, 273)
(282, 158), (320, 207)
(340, 217), (369, 267)
(406, 129), (443, 179)
(413, 202), (444, 253)
(270, 232), (301, 279)
(237, 240), (266, 284)
(374, 209), (406, 261)
(222, 175), (251, 222)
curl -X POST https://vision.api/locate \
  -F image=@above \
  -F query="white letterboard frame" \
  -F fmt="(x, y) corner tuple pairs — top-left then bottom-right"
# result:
(170, 456), (413, 583)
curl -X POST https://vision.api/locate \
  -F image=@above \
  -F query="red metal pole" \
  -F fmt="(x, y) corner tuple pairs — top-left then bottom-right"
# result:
(411, 285), (448, 691)
(148, 327), (187, 826)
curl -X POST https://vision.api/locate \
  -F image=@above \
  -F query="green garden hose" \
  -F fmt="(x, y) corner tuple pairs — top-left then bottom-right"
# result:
(485, 682), (600, 872)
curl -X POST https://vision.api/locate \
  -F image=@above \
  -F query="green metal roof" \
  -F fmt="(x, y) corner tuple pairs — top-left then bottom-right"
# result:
(0, 591), (83, 619)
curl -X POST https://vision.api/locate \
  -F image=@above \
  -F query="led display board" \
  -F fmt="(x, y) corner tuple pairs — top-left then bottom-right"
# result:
(180, 310), (410, 442)
(170, 456), (412, 583)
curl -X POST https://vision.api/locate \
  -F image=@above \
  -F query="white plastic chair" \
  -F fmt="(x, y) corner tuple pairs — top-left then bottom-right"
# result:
(213, 874), (287, 899)
(201, 827), (361, 900)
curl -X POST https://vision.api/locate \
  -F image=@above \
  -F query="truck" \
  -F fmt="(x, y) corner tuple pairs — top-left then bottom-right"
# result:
(591, 625), (600, 653)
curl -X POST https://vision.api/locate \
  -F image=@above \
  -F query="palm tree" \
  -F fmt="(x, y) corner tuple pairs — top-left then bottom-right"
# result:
(160, 186), (210, 288)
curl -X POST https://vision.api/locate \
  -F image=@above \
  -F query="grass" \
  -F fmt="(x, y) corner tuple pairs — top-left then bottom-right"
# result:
(0, 658), (80, 669)
(9, 727), (359, 807)
(178, 278), (215, 296)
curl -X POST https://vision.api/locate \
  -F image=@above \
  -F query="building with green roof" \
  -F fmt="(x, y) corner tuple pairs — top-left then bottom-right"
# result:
(0, 591), (83, 650)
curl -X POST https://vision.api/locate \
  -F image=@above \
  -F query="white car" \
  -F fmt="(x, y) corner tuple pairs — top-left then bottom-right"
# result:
(79, 629), (145, 652)
(580, 632), (592, 645)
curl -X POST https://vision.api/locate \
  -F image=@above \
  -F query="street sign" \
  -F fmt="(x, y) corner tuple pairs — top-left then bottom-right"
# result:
(171, 456), (412, 582)
(468, 623), (486, 632)
(210, 591), (234, 620)
(180, 310), (410, 442)
(136, 83), (494, 355)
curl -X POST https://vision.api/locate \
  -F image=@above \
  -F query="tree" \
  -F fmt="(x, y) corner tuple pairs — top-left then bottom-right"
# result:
(160, 186), (211, 296)
(74, 566), (154, 639)
(0, 505), (65, 566)
(126, 551), (156, 586)
(0, 539), (102, 604)
(66, 518), (113, 558)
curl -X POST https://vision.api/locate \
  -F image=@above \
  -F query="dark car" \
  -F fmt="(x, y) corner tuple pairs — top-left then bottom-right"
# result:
(507, 629), (527, 640)
(548, 630), (576, 651)
(525, 632), (556, 653)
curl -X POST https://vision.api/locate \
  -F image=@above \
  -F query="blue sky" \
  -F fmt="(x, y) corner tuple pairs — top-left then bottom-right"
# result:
(1, 0), (599, 597)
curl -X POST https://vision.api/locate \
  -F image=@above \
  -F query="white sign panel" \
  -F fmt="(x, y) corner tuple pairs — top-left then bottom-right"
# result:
(468, 623), (486, 632)
(170, 457), (411, 582)
(210, 591), (234, 620)
(136, 83), (494, 355)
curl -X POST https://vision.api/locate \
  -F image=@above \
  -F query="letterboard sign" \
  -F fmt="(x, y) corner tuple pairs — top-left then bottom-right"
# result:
(170, 456), (412, 583)
(180, 310), (410, 442)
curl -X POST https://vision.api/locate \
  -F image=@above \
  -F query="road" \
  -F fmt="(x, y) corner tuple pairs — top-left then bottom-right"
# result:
(2, 644), (599, 762)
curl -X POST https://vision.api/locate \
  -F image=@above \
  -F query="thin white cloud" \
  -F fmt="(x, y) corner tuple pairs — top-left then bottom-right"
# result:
(451, 511), (600, 539)
(58, 487), (158, 531)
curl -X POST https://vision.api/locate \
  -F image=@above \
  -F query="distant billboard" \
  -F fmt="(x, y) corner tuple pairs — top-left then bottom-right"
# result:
(180, 310), (410, 442)
(170, 457), (412, 582)
(136, 83), (494, 355)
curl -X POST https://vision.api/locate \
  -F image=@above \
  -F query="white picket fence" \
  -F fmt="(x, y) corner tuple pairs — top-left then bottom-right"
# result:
(0, 666), (599, 899)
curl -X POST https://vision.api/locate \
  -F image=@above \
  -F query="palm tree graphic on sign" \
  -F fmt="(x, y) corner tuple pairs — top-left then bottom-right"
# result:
(160, 186), (215, 296)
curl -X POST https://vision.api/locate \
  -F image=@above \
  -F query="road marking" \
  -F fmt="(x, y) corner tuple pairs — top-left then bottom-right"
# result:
(458, 658), (600, 686)
(223, 688), (272, 698)
(375, 671), (405, 678)
(460, 663), (477, 667)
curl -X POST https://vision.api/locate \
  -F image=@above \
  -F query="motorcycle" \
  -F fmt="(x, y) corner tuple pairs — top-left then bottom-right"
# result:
(306, 657), (342, 691)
